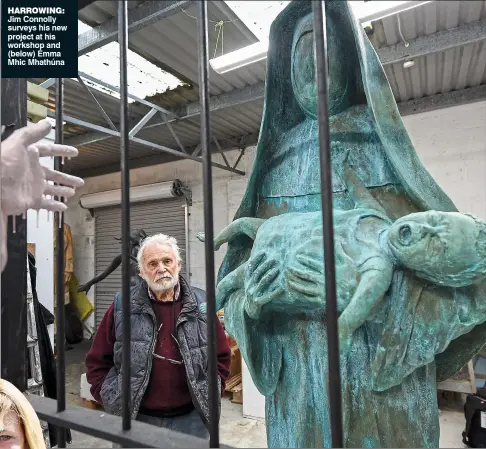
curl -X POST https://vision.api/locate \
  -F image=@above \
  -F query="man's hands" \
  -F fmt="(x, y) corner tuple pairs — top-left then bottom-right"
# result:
(1, 118), (84, 216)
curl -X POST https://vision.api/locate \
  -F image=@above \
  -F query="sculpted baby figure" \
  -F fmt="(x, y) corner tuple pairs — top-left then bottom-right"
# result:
(207, 166), (486, 354)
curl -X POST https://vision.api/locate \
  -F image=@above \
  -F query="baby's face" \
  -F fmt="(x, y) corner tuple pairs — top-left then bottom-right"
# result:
(387, 211), (478, 286)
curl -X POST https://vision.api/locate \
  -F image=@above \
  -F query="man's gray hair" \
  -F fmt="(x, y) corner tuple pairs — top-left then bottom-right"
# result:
(137, 233), (182, 272)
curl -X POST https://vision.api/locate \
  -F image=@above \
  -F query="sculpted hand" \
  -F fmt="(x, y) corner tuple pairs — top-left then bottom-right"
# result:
(1, 119), (84, 272)
(77, 283), (92, 294)
(286, 236), (326, 299)
(1, 118), (84, 216)
(244, 251), (283, 319)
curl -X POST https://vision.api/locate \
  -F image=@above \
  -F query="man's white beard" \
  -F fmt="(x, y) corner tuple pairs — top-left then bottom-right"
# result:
(148, 274), (178, 293)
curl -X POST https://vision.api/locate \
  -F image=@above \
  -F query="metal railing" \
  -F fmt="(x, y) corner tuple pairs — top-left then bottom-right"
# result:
(11, 1), (344, 447)
(312, 2), (343, 446)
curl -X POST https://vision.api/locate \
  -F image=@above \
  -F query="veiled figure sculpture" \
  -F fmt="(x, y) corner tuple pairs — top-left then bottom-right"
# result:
(213, 1), (486, 447)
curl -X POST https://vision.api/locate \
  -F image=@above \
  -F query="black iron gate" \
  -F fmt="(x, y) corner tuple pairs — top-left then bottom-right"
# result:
(5, 1), (344, 447)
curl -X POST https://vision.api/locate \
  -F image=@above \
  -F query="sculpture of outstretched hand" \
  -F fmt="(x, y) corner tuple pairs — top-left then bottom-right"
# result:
(77, 283), (93, 294)
(1, 119), (85, 271)
(1, 119), (84, 215)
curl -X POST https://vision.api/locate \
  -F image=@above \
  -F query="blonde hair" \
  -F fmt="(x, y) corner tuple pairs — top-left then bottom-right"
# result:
(0, 379), (46, 449)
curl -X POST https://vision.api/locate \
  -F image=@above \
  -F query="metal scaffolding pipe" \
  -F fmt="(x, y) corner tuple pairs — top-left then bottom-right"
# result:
(55, 77), (67, 448)
(312, 1), (343, 447)
(197, 1), (219, 447)
(118, 0), (132, 437)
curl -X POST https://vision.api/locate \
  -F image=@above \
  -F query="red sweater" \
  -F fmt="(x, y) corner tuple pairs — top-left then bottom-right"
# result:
(85, 296), (231, 414)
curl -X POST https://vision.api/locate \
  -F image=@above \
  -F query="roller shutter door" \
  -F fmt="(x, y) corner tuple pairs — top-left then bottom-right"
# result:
(94, 198), (187, 328)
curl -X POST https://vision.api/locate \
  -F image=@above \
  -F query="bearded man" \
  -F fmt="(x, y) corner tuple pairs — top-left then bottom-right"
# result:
(85, 233), (231, 439)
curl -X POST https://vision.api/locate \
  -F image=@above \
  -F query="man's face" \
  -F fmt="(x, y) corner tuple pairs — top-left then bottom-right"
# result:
(140, 242), (181, 292)
(0, 408), (26, 449)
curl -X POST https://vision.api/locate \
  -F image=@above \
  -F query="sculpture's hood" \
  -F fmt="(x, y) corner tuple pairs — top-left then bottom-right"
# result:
(257, 0), (454, 212)
(217, 0), (456, 285)
(217, 0), (486, 397)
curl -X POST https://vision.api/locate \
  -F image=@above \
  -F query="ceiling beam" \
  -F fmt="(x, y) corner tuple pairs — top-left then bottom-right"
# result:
(78, 0), (194, 56)
(208, 14), (485, 72)
(70, 16), (486, 147)
(65, 79), (486, 148)
(378, 20), (486, 65)
(69, 84), (486, 177)
(65, 82), (265, 147)
(181, 82), (265, 117)
(398, 85), (486, 116)
(71, 133), (258, 178)
(78, 0), (96, 11)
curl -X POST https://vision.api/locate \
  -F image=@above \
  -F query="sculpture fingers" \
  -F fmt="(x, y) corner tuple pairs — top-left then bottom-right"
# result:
(286, 277), (321, 298)
(249, 259), (278, 285)
(15, 119), (52, 147)
(246, 286), (283, 320)
(248, 267), (280, 298)
(196, 232), (205, 243)
(247, 252), (266, 272)
(44, 183), (76, 199)
(287, 266), (320, 283)
(77, 284), (91, 293)
(215, 263), (247, 310)
(257, 268), (279, 290)
(35, 142), (79, 159)
(295, 254), (324, 273)
(43, 166), (84, 187)
(38, 196), (68, 212)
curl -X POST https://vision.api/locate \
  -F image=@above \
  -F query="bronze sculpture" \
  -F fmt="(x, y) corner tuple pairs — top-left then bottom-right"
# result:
(77, 229), (146, 294)
(210, 1), (486, 447)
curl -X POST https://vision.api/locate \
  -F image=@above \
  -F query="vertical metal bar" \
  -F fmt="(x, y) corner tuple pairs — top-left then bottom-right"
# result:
(118, 1), (132, 436)
(54, 78), (67, 448)
(197, 1), (219, 447)
(184, 203), (191, 280)
(1, 79), (28, 391)
(312, 2), (343, 447)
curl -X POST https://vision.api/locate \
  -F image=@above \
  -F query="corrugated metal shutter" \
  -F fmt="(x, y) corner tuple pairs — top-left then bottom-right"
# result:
(94, 198), (187, 328)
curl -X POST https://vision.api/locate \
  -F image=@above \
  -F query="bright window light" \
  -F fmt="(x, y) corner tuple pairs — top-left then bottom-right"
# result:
(210, 40), (269, 74)
(350, 1), (432, 23)
(76, 20), (184, 103)
(213, 1), (432, 74)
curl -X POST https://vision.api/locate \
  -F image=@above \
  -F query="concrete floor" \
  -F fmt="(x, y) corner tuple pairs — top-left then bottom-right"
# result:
(63, 341), (468, 448)
(68, 399), (467, 448)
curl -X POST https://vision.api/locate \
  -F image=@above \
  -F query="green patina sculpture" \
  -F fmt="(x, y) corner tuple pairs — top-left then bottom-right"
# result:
(210, 1), (486, 447)
(213, 167), (486, 359)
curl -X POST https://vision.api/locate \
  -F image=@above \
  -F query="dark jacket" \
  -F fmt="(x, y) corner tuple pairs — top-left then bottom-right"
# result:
(99, 276), (222, 429)
(28, 253), (72, 445)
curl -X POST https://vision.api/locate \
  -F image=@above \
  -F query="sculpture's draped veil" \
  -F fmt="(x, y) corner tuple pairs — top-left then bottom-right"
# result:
(218, 0), (486, 394)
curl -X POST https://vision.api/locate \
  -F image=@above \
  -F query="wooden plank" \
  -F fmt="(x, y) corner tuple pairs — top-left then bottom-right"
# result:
(226, 373), (242, 392)
(437, 379), (475, 394)
(468, 360), (478, 394)
(80, 398), (102, 410)
(438, 360), (476, 394)
(231, 383), (243, 404)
